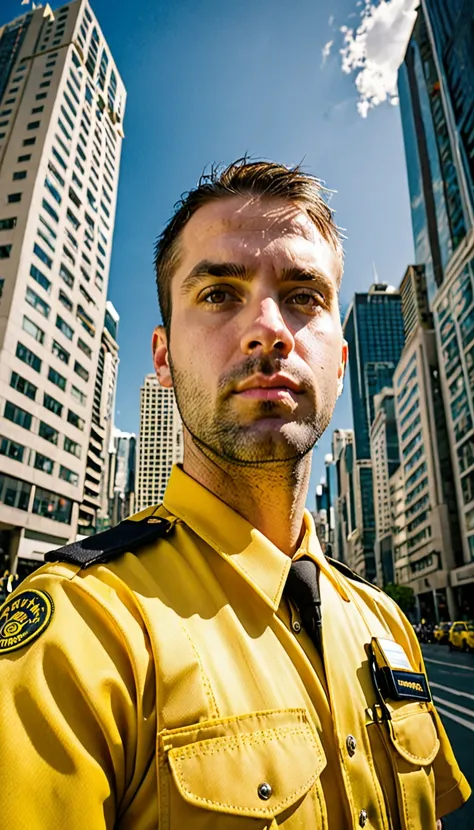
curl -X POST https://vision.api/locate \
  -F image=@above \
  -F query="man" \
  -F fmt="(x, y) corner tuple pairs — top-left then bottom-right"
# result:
(0, 159), (469, 828)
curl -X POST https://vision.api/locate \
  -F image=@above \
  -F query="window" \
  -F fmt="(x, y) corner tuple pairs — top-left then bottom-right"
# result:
(63, 245), (75, 266)
(16, 341), (42, 372)
(0, 437), (25, 463)
(4, 401), (32, 431)
(39, 82), (50, 89)
(0, 245), (12, 258)
(31, 105), (44, 114)
(0, 217), (16, 230)
(74, 360), (89, 382)
(44, 393), (63, 417)
(45, 176), (62, 204)
(59, 263), (74, 288)
(58, 289), (73, 312)
(39, 421), (59, 445)
(33, 487), (72, 524)
(35, 453), (54, 475)
(0, 474), (31, 511)
(67, 409), (84, 430)
(58, 119), (72, 142)
(71, 385), (86, 405)
(78, 338), (92, 359)
(48, 367), (66, 391)
(35, 93), (47, 101)
(64, 436), (81, 458)
(65, 229), (77, 250)
(33, 242), (53, 269)
(8, 193), (22, 203)
(66, 208), (80, 231)
(26, 286), (50, 318)
(52, 339), (70, 363)
(37, 225), (55, 253)
(23, 315), (45, 344)
(42, 199), (59, 224)
(69, 187), (82, 209)
(48, 162), (65, 188)
(59, 466), (79, 486)
(13, 170), (27, 180)
(10, 371), (37, 401)
(17, 154), (31, 162)
(22, 137), (36, 146)
(55, 133), (70, 157)
(27, 120), (41, 129)
(52, 146), (67, 170)
(30, 264), (51, 293)
(55, 315), (74, 340)
(77, 304), (95, 336)
(43, 70), (54, 78)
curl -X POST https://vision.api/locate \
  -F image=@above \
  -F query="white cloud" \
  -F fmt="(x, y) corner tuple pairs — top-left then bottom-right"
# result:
(339, 0), (419, 117)
(321, 39), (334, 67)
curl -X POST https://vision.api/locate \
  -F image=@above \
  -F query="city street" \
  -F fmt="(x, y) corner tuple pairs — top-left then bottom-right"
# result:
(421, 644), (474, 829)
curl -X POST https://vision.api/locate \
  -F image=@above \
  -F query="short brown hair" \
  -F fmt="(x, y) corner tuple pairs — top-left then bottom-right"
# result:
(154, 158), (343, 328)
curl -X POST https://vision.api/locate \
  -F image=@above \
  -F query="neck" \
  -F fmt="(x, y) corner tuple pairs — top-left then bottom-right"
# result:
(182, 431), (312, 557)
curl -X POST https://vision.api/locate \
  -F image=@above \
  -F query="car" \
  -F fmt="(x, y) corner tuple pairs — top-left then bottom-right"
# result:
(433, 621), (452, 644)
(448, 621), (474, 652)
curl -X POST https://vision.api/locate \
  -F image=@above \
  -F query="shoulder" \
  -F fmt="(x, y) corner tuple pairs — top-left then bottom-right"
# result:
(44, 512), (175, 570)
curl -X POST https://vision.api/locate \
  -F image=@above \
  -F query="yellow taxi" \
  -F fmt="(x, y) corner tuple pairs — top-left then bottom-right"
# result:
(448, 621), (474, 652)
(434, 621), (452, 644)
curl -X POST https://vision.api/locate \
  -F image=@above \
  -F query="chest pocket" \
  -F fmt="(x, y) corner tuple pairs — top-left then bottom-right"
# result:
(158, 708), (327, 830)
(377, 702), (440, 830)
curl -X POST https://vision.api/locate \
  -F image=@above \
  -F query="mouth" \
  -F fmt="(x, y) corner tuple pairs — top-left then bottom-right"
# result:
(232, 374), (304, 402)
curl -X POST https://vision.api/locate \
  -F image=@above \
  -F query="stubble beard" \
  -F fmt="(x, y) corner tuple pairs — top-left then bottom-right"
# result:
(168, 357), (337, 467)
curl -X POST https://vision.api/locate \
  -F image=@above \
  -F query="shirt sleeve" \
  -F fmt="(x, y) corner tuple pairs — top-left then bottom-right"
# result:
(0, 563), (156, 828)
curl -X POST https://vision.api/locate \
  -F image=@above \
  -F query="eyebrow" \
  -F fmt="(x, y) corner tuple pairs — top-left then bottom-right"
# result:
(180, 260), (336, 298)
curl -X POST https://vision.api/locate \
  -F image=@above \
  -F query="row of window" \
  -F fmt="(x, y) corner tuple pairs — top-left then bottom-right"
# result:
(0, 472), (73, 524)
(4, 399), (81, 461)
(1, 435), (79, 486)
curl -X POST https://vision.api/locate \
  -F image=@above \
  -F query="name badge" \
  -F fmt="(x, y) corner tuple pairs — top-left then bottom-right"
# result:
(371, 637), (431, 704)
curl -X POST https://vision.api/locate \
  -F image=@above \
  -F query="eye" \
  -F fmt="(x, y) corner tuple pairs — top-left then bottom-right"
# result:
(287, 290), (324, 309)
(200, 286), (238, 305)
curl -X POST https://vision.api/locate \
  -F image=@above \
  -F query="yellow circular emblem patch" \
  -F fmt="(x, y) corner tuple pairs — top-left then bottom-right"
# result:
(0, 590), (53, 653)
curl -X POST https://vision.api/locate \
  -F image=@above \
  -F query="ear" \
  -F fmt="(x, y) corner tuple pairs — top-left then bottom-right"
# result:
(152, 326), (173, 388)
(337, 340), (348, 398)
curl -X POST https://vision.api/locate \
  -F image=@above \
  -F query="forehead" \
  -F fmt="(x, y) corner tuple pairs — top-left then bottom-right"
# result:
(178, 196), (340, 276)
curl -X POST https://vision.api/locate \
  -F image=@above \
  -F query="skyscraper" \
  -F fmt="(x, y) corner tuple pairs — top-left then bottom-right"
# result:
(136, 375), (183, 511)
(398, 0), (474, 610)
(109, 427), (136, 525)
(0, 2), (126, 577)
(370, 387), (400, 587)
(343, 284), (405, 580)
(331, 428), (356, 565)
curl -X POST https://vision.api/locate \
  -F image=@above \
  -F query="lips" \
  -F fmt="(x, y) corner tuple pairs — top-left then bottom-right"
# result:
(233, 374), (304, 400)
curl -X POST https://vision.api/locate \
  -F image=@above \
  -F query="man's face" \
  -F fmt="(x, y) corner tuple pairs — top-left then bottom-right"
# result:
(159, 195), (346, 465)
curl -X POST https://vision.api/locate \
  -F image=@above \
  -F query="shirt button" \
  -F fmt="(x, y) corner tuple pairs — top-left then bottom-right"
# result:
(359, 809), (368, 827)
(257, 782), (272, 800)
(292, 621), (301, 633)
(346, 734), (357, 756)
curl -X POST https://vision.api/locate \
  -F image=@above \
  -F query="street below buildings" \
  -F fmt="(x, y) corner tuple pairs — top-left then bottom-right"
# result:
(421, 644), (474, 829)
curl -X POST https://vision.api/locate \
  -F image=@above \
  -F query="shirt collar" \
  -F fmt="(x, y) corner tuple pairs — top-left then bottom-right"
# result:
(163, 465), (349, 610)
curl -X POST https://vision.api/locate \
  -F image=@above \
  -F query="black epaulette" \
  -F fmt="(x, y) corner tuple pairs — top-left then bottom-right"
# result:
(325, 556), (381, 591)
(44, 515), (174, 569)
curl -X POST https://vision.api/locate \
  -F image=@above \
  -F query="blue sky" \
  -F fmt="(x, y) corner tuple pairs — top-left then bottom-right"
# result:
(7, 0), (415, 507)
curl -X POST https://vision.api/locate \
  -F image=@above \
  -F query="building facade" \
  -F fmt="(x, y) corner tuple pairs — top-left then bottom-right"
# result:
(331, 428), (356, 566)
(136, 375), (183, 512)
(343, 284), (405, 580)
(399, 0), (474, 613)
(109, 427), (136, 525)
(370, 388), (400, 587)
(0, 1), (126, 577)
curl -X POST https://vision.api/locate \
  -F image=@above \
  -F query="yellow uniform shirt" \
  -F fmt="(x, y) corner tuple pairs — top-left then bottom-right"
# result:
(0, 465), (470, 829)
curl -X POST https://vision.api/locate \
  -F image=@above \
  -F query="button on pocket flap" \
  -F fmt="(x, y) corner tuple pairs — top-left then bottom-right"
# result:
(388, 708), (440, 766)
(167, 709), (326, 818)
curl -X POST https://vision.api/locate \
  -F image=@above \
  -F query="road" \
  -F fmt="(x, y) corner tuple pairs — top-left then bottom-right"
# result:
(421, 644), (474, 829)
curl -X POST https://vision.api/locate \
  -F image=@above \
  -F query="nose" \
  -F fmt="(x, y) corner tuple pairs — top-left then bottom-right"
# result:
(240, 297), (295, 358)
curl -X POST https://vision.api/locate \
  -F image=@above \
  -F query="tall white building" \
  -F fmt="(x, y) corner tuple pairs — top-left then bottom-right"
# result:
(0, 1), (126, 577)
(136, 375), (183, 511)
(108, 426), (136, 525)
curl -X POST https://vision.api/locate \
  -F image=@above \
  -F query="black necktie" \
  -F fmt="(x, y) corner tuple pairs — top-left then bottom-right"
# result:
(285, 557), (323, 653)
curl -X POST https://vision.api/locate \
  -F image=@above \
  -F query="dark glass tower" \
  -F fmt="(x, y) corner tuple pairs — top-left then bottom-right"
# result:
(343, 285), (405, 580)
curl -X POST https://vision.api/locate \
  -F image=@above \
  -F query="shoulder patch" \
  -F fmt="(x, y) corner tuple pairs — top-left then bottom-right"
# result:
(325, 556), (381, 591)
(0, 590), (54, 653)
(44, 515), (174, 569)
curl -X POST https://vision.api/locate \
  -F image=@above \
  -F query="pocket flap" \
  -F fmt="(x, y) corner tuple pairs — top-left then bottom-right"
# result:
(388, 707), (440, 766)
(166, 708), (326, 818)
